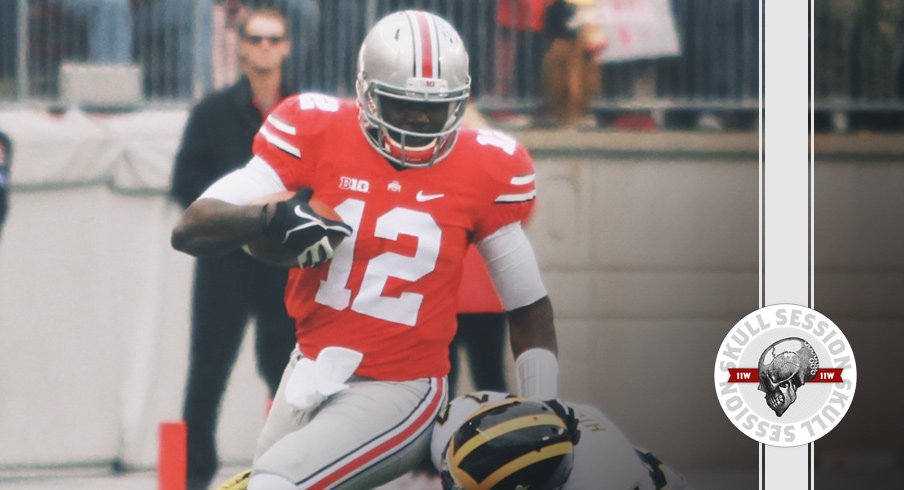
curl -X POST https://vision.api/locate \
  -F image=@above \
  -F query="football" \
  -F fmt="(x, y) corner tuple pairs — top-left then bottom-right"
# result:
(242, 191), (347, 267)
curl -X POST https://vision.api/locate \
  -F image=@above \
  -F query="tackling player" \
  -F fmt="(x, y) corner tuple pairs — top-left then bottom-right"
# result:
(173, 10), (561, 490)
(432, 391), (694, 490)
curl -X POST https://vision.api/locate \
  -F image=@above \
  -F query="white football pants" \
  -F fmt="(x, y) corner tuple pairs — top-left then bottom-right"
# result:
(251, 351), (447, 489)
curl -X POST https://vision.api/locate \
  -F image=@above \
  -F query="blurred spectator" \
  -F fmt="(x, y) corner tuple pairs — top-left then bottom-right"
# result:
(189, 0), (320, 92)
(0, 130), (10, 239)
(134, 0), (214, 98)
(133, 0), (320, 98)
(495, 0), (549, 98)
(170, 8), (296, 489)
(246, 0), (319, 91)
(491, 0), (551, 127)
(60, 0), (133, 63)
(541, 0), (605, 127)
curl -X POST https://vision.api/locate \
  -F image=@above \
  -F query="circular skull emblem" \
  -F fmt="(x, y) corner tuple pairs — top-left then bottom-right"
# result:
(757, 337), (819, 417)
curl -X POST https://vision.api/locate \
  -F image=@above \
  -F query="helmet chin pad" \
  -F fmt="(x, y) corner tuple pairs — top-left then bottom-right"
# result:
(382, 129), (438, 165)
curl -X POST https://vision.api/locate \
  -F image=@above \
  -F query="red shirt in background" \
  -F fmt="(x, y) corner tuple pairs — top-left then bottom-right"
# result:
(496, 0), (550, 32)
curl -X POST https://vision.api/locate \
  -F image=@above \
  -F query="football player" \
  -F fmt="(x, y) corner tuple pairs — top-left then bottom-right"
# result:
(172, 10), (563, 490)
(432, 391), (694, 490)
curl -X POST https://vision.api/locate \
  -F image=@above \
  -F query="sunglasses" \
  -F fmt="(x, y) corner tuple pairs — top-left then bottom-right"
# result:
(243, 35), (286, 45)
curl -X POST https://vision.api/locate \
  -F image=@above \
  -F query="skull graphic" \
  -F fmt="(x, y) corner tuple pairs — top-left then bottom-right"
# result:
(757, 337), (819, 417)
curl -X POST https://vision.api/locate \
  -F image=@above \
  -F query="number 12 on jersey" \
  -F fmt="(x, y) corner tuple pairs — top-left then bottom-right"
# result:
(314, 198), (443, 326)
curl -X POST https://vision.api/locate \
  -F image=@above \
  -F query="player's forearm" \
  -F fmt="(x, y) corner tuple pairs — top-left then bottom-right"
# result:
(171, 198), (263, 256)
(507, 295), (558, 358)
(509, 296), (560, 399)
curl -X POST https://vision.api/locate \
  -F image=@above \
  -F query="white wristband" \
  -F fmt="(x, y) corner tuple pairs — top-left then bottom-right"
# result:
(515, 348), (559, 400)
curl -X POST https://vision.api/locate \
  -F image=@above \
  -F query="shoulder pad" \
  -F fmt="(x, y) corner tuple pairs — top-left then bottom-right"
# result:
(457, 128), (534, 186)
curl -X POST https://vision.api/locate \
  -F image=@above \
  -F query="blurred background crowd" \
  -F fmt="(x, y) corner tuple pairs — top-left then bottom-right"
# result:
(0, 0), (901, 132)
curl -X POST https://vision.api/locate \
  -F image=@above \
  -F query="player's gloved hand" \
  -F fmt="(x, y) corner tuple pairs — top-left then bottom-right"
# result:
(262, 188), (352, 267)
(545, 398), (582, 445)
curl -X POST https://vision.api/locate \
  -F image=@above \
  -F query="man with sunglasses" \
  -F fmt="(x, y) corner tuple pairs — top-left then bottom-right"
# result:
(174, 10), (562, 490)
(170, 8), (296, 489)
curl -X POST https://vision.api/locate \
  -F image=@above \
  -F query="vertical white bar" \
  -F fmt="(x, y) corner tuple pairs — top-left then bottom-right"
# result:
(761, 0), (812, 489)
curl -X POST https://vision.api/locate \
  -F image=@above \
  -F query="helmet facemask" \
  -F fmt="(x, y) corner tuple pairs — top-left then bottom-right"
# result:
(357, 78), (469, 168)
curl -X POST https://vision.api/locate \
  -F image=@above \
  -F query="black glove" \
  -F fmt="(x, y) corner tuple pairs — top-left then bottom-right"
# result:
(545, 399), (581, 445)
(262, 188), (352, 267)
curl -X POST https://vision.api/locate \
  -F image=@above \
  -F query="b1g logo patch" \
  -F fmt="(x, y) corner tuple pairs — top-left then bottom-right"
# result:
(713, 304), (856, 446)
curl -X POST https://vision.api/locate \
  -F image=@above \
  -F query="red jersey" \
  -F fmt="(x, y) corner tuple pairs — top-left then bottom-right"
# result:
(252, 94), (536, 380)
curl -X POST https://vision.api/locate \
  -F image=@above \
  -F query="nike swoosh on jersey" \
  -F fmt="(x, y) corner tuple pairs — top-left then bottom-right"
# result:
(416, 191), (445, 202)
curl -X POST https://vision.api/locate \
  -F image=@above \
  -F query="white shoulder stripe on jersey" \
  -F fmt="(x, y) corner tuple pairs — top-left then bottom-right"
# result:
(259, 125), (301, 158)
(495, 189), (537, 203)
(266, 114), (296, 135)
(510, 174), (536, 186)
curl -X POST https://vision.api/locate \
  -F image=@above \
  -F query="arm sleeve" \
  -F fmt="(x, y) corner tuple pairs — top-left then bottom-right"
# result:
(170, 104), (217, 208)
(476, 222), (547, 311)
(199, 156), (288, 205)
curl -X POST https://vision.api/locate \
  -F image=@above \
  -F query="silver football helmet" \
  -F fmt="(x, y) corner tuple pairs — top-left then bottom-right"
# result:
(356, 10), (471, 168)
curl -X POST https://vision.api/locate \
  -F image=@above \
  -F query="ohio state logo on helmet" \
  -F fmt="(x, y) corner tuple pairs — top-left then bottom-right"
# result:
(714, 304), (856, 447)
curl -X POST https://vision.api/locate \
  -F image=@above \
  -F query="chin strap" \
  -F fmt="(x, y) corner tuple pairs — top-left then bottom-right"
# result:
(382, 130), (438, 166)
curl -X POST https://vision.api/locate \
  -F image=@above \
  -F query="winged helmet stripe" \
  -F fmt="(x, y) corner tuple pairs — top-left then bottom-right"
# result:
(414, 11), (435, 78)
